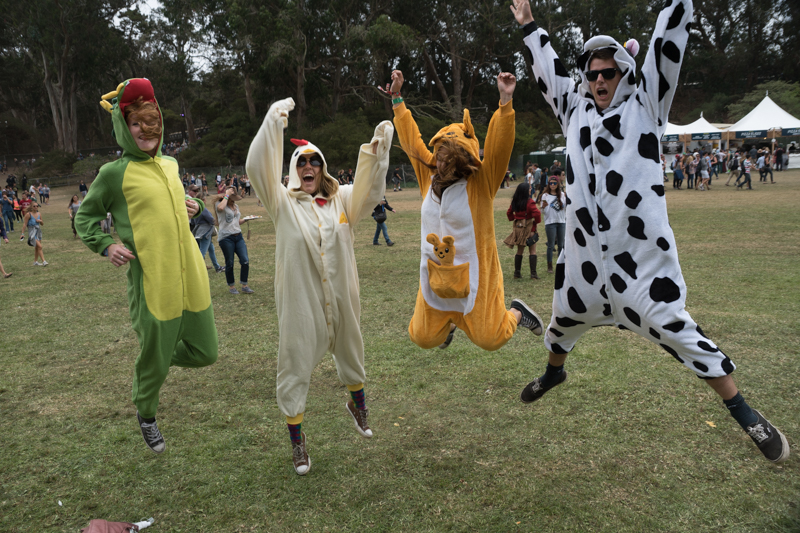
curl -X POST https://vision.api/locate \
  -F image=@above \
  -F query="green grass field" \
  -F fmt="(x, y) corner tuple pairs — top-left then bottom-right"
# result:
(1, 170), (798, 532)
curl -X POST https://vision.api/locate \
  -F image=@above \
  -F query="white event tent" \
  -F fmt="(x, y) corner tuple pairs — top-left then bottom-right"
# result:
(662, 113), (723, 142)
(725, 95), (800, 139)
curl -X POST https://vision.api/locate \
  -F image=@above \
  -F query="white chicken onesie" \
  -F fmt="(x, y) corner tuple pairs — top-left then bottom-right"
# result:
(246, 98), (394, 419)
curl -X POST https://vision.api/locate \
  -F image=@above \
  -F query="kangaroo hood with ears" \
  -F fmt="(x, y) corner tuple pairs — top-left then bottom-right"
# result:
(428, 109), (483, 168)
(576, 36), (639, 111)
(287, 139), (339, 194)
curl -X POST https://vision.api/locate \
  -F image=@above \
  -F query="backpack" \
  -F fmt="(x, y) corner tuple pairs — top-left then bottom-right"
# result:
(730, 158), (739, 171)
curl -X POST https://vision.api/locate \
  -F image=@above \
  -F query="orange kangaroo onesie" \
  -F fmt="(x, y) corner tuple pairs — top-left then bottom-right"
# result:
(394, 101), (518, 351)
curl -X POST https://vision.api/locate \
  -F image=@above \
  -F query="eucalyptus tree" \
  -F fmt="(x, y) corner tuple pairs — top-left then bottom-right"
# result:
(1, 0), (135, 153)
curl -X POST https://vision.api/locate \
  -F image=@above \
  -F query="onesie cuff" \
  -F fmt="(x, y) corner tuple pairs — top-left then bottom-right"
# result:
(498, 99), (514, 115)
(392, 101), (408, 117)
(522, 21), (538, 37)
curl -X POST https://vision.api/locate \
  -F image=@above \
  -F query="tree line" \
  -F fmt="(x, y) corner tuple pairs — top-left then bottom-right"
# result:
(1, 0), (798, 169)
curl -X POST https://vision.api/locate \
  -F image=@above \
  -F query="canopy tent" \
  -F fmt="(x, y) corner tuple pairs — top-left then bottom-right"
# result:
(662, 114), (724, 142)
(725, 95), (800, 139)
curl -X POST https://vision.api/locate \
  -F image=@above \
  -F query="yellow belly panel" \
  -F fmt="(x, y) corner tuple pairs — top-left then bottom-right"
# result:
(122, 158), (211, 321)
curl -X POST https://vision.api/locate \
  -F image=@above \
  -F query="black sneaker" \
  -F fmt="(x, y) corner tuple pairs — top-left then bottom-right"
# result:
(520, 371), (567, 404)
(137, 412), (165, 453)
(746, 410), (789, 463)
(510, 299), (543, 335)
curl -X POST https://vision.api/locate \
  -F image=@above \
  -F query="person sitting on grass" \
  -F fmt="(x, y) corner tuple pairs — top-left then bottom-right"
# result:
(511, 0), (788, 463)
(76, 78), (218, 455)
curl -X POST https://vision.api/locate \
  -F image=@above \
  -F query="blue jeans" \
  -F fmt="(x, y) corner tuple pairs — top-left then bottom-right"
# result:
(218, 233), (249, 286)
(2, 211), (13, 232)
(545, 222), (565, 264)
(373, 222), (391, 244)
(196, 234), (221, 269)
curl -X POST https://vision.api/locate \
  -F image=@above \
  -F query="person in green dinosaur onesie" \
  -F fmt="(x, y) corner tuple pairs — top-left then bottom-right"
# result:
(75, 78), (218, 454)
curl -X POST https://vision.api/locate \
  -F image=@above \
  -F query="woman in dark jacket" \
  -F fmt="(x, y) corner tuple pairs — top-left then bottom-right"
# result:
(504, 182), (542, 279)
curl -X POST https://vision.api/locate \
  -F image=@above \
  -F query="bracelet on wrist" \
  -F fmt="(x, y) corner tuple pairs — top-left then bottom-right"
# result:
(392, 97), (404, 105)
(224, 195), (229, 199)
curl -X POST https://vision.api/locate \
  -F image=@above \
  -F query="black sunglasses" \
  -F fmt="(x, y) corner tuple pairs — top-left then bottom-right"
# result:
(586, 68), (619, 82)
(296, 155), (323, 168)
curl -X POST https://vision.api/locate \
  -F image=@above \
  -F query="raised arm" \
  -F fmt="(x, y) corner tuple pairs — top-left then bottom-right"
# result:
(340, 120), (394, 227)
(246, 98), (294, 218)
(481, 73), (517, 195)
(512, 0), (580, 135)
(390, 70), (435, 198)
(638, 0), (694, 133)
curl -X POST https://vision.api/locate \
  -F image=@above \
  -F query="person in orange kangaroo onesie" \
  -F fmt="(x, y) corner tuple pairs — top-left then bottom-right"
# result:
(390, 70), (545, 351)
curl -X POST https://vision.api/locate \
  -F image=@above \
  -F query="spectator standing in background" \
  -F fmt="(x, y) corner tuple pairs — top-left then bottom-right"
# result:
(372, 196), (396, 246)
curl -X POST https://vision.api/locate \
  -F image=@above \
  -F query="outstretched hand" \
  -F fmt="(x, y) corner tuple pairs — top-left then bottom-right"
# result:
(497, 72), (517, 105)
(510, 0), (535, 26)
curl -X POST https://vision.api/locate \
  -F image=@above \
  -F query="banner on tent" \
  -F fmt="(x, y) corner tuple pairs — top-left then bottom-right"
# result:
(736, 130), (767, 139)
(691, 132), (721, 140)
(783, 128), (800, 136)
(662, 134), (680, 142)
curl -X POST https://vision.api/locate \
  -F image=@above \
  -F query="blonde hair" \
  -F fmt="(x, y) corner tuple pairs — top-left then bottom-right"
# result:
(124, 98), (162, 141)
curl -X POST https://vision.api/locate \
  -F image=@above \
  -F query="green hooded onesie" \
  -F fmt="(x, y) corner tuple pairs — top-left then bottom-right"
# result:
(75, 78), (218, 419)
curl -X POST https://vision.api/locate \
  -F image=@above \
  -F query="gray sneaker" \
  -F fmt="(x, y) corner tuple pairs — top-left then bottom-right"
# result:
(510, 299), (543, 335)
(746, 410), (790, 463)
(215, 266), (225, 273)
(137, 412), (165, 453)
(229, 287), (240, 294)
(241, 286), (254, 294)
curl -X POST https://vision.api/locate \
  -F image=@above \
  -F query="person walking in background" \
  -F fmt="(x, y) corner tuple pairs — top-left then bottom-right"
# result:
(392, 167), (403, 191)
(1, 191), (14, 232)
(686, 154), (697, 189)
(188, 185), (224, 273)
(672, 154), (683, 189)
(372, 196), (396, 246)
(504, 182), (542, 279)
(540, 177), (566, 274)
(68, 194), (82, 239)
(725, 151), (740, 186)
(0, 216), (11, 278)
(737, 154), (753, 190)
(79, 180), (88, 197)
(22, 203), (47, 266)
(215, 187), (253, 294)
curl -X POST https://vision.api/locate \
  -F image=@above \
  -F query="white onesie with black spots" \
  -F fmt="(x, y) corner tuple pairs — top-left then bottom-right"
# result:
(523, 0), (735, 379)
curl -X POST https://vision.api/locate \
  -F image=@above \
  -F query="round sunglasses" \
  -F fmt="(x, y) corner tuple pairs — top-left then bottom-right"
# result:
(296, 155), (323, 168)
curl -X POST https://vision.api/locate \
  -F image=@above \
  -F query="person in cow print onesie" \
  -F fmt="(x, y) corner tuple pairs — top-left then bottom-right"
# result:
(510, 0), (789, 462)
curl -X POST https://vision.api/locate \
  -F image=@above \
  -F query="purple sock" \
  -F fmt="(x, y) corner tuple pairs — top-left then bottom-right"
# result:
(288, 423), (302, 443)
(350, 388), (366, 410)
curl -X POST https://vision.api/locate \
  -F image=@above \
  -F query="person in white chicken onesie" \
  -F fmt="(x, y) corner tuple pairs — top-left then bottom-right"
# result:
(510, 0), (788, 463)
(246, 97), (394, 475)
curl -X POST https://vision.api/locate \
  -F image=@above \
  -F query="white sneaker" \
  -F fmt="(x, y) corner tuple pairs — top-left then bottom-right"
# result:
(42, 261), (49, 266)
(33, 261), (41, 266)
